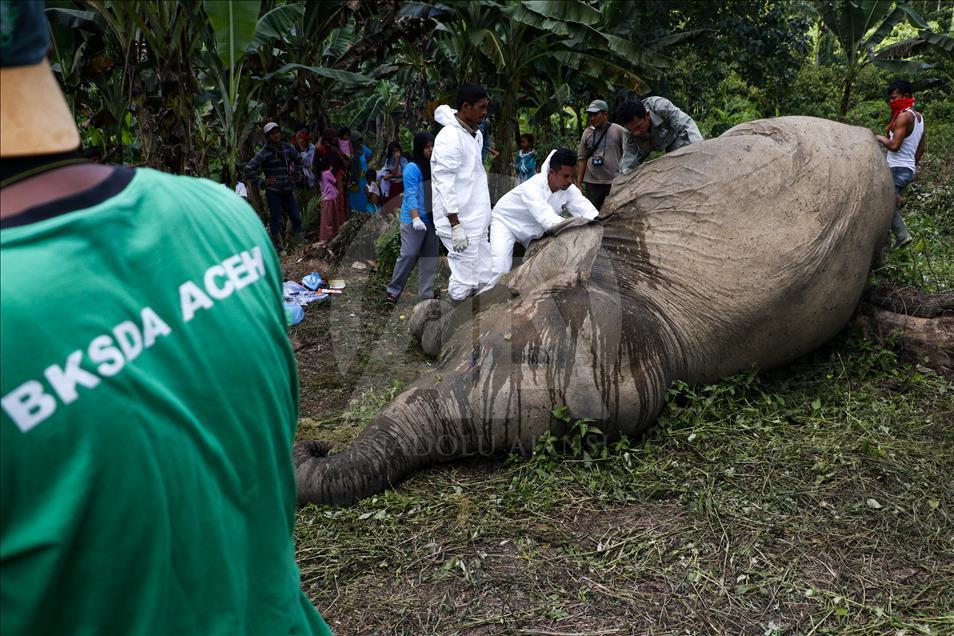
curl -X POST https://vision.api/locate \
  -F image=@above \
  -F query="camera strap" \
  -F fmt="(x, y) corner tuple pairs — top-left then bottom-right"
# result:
(585, 125), (610, 161)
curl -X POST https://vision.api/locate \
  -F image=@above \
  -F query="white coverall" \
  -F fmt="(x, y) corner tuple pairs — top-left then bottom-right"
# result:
(489, 150), (599, 285)
(431, 104), (493, 300)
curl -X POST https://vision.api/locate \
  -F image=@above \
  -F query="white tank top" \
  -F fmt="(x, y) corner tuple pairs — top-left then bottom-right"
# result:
(886, 109), (924, 172)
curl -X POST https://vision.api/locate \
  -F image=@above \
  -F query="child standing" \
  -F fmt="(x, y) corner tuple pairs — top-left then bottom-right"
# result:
(317, 156), (339, 242)
(515, 133), (536, 184)
(337, 127), (353, 159)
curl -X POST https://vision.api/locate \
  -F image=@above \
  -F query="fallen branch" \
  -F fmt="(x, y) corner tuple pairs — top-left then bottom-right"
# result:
(857, 283), (954, 377)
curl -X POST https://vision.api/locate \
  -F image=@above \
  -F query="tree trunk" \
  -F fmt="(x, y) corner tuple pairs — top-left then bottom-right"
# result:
(856, 283), (954, 377)
(838, 68), (855, 122)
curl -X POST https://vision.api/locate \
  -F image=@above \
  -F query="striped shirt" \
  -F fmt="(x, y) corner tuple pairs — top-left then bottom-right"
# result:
(244, 142), (304, 192)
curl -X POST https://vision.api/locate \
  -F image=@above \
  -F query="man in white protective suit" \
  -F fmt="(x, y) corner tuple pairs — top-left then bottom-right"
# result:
(488, 148), (598, 286)
(431, 83), (493, 300)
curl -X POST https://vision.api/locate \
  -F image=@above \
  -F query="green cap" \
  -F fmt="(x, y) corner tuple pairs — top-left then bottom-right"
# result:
(0, 1), (49, 68)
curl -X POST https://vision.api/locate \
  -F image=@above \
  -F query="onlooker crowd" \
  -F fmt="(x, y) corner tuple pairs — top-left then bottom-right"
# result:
(236, 90), (705, 299)
(239, 74), (919, 289)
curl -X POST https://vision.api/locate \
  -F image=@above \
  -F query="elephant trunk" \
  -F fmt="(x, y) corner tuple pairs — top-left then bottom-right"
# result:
(293, 381), (487, 506)
(295, 278), (682, 506)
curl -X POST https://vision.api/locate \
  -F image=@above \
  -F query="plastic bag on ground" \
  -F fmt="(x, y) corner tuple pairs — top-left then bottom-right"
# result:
(283, 302), (304, 326)
(283, 281), (329, 306)
(303, 272), (324, 290)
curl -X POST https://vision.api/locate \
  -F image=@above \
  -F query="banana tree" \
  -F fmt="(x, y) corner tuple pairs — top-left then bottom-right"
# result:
(251, 2), (383, 131)
(339, 80), (405, 154)
(818, 0), (932, 120)
(876, 28), (954, 88)
(46, 2), (140, 162)
(411, 0), (684, 175)
(120, 1), (206, 173)
(200, 0), (307, 184)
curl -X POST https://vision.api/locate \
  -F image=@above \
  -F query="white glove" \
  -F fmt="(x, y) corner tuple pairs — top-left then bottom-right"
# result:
(451, 224), (469, 252)
(412, 216), (427, 231)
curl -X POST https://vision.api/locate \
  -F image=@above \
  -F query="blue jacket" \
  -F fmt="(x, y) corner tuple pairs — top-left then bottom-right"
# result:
(400, 162), (431, 224)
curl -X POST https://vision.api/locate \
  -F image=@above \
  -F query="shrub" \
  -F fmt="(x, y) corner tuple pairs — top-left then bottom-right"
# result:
(782, 63), (893, 121)
(699, 94), (762, 137)
(374, 215), (401, 277)
(301, 194), (321, 232)
(920, 98), (954, 153)
(845, 99), (886, 131)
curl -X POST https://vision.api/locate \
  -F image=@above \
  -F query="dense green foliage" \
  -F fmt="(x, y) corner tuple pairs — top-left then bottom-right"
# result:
(48, 0), (953, 186)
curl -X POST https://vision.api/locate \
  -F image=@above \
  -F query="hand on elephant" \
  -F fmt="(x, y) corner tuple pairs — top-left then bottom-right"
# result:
(544, 216), (597, 238)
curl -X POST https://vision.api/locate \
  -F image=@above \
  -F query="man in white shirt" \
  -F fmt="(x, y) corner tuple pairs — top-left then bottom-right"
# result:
(431, 83), (493, 300)
(489, 148), (599, 286)
(874, 78), (925, 248)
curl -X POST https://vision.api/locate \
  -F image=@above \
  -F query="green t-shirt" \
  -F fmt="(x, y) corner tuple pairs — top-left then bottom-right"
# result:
(0, 168), (331, 635)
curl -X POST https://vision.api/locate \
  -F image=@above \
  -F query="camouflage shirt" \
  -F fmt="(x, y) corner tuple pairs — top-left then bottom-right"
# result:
(621, 96), (703, 174)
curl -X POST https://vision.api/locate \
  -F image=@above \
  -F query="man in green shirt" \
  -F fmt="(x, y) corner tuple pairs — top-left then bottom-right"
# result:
(0, 2), (332, 634)
(617, 96), (704, 174)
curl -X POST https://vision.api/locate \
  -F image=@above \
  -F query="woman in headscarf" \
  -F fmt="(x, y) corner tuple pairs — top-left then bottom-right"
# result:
(347, 132), (374, 214)
(385, 131), (439, 303)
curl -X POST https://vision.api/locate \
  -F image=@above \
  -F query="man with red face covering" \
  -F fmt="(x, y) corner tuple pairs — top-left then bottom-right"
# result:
(875, 78), (926, 249)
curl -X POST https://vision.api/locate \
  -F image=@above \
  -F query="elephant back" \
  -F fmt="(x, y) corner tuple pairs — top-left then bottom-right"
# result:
(598, 116), (894, 382)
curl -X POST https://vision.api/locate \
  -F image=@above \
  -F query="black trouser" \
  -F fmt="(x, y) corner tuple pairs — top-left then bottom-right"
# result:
(265, 189), (303, 238)
(584, 182), (612, 211)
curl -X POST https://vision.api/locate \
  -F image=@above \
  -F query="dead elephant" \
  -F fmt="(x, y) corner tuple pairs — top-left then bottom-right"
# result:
(294, 117), (894, 506)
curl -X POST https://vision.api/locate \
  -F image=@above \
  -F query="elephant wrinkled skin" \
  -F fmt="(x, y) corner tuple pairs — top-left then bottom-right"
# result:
(294, 117), (894, 506)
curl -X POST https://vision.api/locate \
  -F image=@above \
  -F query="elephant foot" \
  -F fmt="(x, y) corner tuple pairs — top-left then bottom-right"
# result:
(409, 299), (454, 357)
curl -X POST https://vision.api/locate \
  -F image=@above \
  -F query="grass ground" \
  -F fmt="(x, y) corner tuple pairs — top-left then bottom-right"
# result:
(287, 149), (953, 635)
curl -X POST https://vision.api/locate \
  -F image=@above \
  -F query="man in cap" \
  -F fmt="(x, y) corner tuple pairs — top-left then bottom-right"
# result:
(0, 2), (331, 634)
(245, 121), (305, 250)
(616, 96), (703, 174)
(575, 99), (627, 211)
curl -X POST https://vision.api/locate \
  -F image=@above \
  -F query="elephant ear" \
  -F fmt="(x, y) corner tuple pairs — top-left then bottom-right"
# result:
(507, 221), (604, 293)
